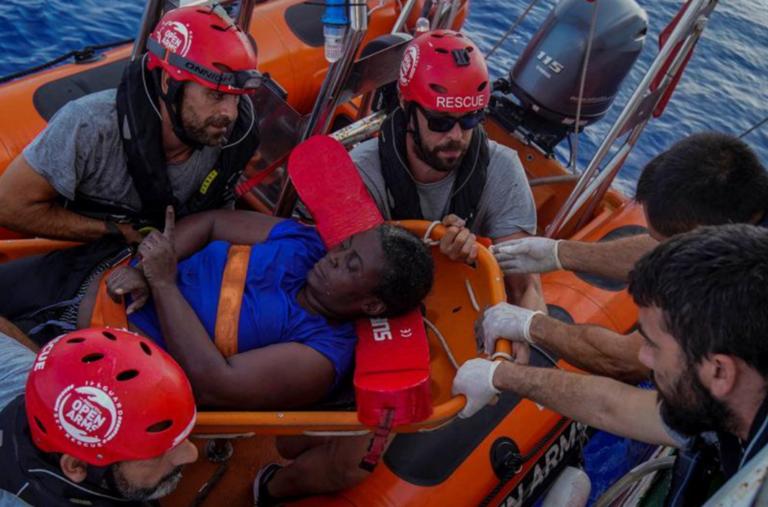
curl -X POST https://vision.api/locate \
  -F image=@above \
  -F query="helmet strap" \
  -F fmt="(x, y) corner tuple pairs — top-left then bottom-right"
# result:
(86, 461), (121, 496)
(153, 71), (204, 151)
(405, 103), (429, 163)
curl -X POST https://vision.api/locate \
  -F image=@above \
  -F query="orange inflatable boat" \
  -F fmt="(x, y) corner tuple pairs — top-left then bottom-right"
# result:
(0, 0), (718, 504)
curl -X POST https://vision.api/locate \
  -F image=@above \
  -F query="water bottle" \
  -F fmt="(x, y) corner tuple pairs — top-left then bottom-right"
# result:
(322, 0), (349, 63)
(415, 17), (430, 35)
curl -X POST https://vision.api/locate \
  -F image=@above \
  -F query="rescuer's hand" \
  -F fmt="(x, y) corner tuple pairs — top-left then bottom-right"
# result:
(477, 302), (544, 354)
(491, 237), (562, 274)
(107, 265), (150, 314)
(512, 341), (531, 365)
(440, 214), (478, 264)
(452, 358), (502, 418)
(138, 206), (177, 289)
(116, 223), (145, 245)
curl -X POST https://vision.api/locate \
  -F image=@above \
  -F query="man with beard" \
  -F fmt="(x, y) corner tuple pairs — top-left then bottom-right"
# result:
(478, 133), (768, 383)
(350, 30), (543, 319)
(0, 4), (261, 243)
(0, 327), (198, 506)
(0, 5), (262, 341)
(453, 224), (768, 505)
(253, 30), (542, 506)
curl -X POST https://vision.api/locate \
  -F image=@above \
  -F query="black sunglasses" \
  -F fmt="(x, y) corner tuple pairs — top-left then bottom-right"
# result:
(417, 105), (486, 133)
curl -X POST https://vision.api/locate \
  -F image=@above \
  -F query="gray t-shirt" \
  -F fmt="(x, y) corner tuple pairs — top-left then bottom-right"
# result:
(350, 137), (537, 238)
(23, 89), (221, 217)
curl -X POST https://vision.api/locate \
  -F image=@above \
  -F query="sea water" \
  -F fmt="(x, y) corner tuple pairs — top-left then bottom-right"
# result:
(0, 0), (766, 195)
(0, 0), (767, 504)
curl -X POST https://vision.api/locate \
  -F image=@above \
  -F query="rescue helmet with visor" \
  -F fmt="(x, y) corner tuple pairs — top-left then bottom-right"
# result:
(146, 3), (261, 95)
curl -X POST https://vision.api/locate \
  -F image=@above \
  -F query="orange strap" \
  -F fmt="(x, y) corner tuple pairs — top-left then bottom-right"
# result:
(91, 258), (131, 328)
(214, 245), (251, 358)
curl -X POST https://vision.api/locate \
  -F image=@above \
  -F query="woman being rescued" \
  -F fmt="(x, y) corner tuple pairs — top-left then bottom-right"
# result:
(74, 206), (434, 409)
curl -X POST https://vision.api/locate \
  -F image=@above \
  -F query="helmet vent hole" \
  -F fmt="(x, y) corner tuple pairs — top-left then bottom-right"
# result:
(82, 353), (104, 363)
(429, 83), (448, 94)
(102, 331), (117, 341)
(67, 337), (86, 344)
(478, 81), (488, 92)
(451, 48), (471, 67)
(466, 46), (474, 53)
(34, 417), (47, 434)
(435, 48), (449, 54)
(116, 369), (140, 381)
(146, 420), (173, 433)
(431, 33), (445, 39)
(140, 342), (153, 356)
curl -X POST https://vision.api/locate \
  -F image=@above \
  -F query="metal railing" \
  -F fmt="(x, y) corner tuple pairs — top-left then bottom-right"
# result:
(545, 0), (719, 238)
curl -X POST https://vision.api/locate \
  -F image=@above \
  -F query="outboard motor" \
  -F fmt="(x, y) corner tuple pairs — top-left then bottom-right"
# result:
(491, 0), (647, 153)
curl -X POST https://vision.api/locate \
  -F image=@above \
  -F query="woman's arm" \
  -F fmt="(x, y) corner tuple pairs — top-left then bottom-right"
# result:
(150, 283), (335, 409)
(172, 208), (286, 259)
(139, 208), (334, 409)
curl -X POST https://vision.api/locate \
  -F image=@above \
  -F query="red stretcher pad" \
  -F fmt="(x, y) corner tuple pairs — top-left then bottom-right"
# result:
(287, 136), (432, 427)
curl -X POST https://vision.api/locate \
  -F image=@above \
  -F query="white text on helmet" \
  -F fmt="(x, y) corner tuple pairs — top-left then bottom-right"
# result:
(436, 95), (486, 110)
(33, 336), (63, 371)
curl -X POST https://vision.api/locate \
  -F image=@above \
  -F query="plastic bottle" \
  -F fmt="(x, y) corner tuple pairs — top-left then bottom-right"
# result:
(541, 466), (591, 507)
(322, 0), (349, 63)
(415, 17), (430, 35)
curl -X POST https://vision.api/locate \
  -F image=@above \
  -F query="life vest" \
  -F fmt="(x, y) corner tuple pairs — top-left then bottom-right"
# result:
(377, 107), (489, 231)
(68, 57), (260, 228)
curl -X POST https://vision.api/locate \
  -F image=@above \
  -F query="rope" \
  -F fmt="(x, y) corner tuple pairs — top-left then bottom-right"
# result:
(485, 0), (543, 61)
(423, 316), (459, 369)
(568, 0), (600, 172)
(422, 220), (441, 246)
(738, 114), (768, 139)
(0, 38), (134, 85)
(464, 279), (480, 312)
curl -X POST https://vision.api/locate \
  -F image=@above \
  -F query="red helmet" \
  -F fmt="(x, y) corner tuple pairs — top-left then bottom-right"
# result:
(25, 328), (196, 465)
(146, 4), (261, 94)
(398, 30), (490, 113)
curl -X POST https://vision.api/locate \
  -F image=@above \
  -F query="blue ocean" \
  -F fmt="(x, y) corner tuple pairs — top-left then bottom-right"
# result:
(0, 0), (766, 504)
(0, 0), (766, 194)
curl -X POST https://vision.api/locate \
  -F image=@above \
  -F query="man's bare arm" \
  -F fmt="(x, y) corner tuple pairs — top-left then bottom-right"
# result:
(530, 316), (649, 383)
(0, 156), (116, 241)
(558, 234), (659, 282)
(493, 362), (677, 446)
(495, 232), (547, 312)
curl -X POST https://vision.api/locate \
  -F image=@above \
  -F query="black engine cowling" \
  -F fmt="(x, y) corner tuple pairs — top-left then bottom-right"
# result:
(491, 0), (647, 152)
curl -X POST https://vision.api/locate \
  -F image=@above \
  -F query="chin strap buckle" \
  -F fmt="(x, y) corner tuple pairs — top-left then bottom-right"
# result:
(359, 409), (395, 472)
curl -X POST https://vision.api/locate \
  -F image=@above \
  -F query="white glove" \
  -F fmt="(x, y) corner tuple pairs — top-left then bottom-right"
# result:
(477, 302), (544, 354)
(491, 237), (563, 274)
(452, 358), (502, 418)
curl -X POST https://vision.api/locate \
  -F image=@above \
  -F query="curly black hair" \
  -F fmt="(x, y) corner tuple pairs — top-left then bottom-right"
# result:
(374, 224), (434, 317)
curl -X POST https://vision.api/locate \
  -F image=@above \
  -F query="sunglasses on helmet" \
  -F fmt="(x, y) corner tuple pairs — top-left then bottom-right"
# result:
(417, 105), (486, 133)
